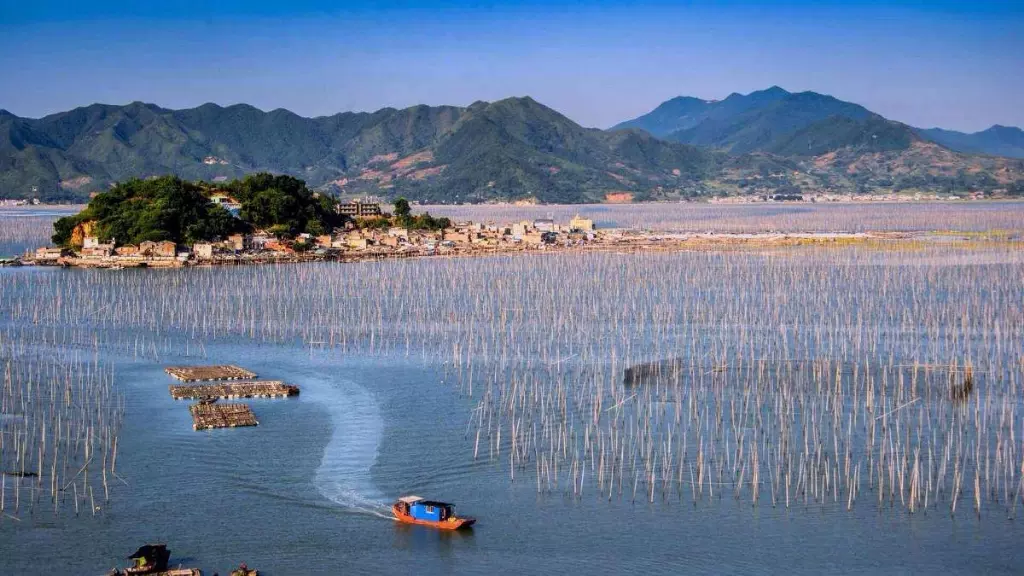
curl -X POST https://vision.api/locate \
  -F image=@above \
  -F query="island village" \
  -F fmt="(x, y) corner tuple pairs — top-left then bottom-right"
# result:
(22, 199), (615, 269)
(9, 193), (949, 270)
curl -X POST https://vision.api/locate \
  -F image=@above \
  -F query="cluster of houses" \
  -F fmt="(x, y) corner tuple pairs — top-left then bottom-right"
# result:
(34, 236), (186, 266)
(32, 210), (601, 267)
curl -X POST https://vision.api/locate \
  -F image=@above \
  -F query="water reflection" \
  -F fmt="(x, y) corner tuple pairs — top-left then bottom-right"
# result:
(392, 522), (476, 558)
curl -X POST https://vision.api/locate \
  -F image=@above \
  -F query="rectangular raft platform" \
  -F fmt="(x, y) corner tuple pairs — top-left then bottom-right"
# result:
(189, 403), (259, 430)
(170, 381), (300, 400)
(165, 365), (257, 382)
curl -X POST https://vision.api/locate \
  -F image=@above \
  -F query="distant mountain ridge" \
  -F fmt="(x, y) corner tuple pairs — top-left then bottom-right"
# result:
(918, 125), (1024, 159)
(1, 91), (1023, 202)
(614, 87), (912, 155)
(615, 87), (1024, 159)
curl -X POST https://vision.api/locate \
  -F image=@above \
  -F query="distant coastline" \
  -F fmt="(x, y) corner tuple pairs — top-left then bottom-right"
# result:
(3, 193), (1018, 210)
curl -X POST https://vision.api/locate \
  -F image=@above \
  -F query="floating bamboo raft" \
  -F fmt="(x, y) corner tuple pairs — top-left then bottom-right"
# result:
(165, 365), (257, 382)
(189, 403), (258, 430)
(169, 380), (299, 400)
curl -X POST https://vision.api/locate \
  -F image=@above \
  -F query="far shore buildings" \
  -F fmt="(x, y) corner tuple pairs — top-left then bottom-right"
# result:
(533, 218), (556, 232)
(336, 199), (382, 217)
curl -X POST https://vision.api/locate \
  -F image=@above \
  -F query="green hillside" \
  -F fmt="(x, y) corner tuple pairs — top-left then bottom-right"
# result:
(618, 88), (1024, 160)
(51, 173), (343, 246)
(919, 125), (1024, 159)
(609, 96), (712, 137)
(3, 93), (1024, 203)
(767, 115), (917, 157)
(663, 89), (875, 153)
(1, 97), (722, 204)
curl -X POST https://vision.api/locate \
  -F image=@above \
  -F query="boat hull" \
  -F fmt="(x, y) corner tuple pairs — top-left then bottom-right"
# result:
(391, 505), (475, 530)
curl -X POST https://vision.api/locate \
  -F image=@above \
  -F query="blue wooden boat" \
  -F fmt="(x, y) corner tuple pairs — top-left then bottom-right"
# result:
(392, 495), (475, 530)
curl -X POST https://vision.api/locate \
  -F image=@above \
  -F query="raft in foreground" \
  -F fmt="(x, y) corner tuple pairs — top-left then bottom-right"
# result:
(392, 496), (475, 530)
(189, 402), (259, 430)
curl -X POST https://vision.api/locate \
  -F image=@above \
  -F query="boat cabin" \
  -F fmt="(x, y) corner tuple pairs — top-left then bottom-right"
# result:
(121, 544), (170, 575)
(396, 495), (456, 522)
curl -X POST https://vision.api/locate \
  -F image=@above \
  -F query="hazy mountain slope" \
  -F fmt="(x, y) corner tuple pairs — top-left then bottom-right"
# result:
(919, 125), (1024, 159)
(619, 87), (1024, 162)
(665, 90), (874, 153)
(806, 140), (1024, 194)
(610, 96), (711, 137)
(767, 115), (918, 157)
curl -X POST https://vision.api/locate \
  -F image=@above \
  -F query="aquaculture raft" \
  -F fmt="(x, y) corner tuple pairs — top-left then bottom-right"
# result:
(169, 381), (300, 400)
(164, 365), (257, 382)
(189, 402), (259, 430)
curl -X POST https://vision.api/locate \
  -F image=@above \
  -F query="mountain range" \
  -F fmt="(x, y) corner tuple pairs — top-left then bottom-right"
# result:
(2, 88), (1022, 202)
(918, 125), (1024, 159)
(612, 86), (1024, 159)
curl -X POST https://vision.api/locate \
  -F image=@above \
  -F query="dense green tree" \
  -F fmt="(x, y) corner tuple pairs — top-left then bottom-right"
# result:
(51, 176), (247, 246)
(393, 197), (411, 218)
(51, 173), (344, 246)
(230, 174), (343, 238)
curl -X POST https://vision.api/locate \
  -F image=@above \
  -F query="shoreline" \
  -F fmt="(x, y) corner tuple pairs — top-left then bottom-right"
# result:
(4, 197), (1023, 208)
(14, 229), (1022, 270)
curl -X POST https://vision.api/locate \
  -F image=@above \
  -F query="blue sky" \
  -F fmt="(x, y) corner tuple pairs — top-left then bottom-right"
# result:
(1, 1), (1021, 131)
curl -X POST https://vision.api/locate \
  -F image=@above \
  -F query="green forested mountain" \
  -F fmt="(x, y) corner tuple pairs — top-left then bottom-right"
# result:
(390, 97), (723, 203)
(2, 93), (1023, 203)
(0, 97), (723, 203)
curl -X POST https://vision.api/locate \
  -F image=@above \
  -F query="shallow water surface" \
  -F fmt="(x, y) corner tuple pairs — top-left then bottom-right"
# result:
(1, 341), (1021, 575)
(1, 207), (1023, 574)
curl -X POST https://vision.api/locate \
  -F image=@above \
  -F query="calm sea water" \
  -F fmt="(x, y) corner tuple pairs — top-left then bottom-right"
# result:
(1, 208), (1023, 575)
(3, 338), (1021, 576)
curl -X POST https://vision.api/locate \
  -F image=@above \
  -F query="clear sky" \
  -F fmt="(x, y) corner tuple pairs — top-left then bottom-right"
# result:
(1, 0), (1021, 132)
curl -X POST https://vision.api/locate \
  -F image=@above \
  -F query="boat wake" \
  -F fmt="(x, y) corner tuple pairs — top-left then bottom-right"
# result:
(311, 376), (392, 519)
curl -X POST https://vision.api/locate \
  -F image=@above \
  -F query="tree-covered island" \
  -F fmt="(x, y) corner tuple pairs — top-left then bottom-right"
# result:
(50, 174), (448, 251)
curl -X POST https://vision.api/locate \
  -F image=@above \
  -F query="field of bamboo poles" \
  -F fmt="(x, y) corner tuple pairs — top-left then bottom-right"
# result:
(0, 213), (1021, 520)
(0, 209), (78, 257)
(0, 329), (124, 521)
